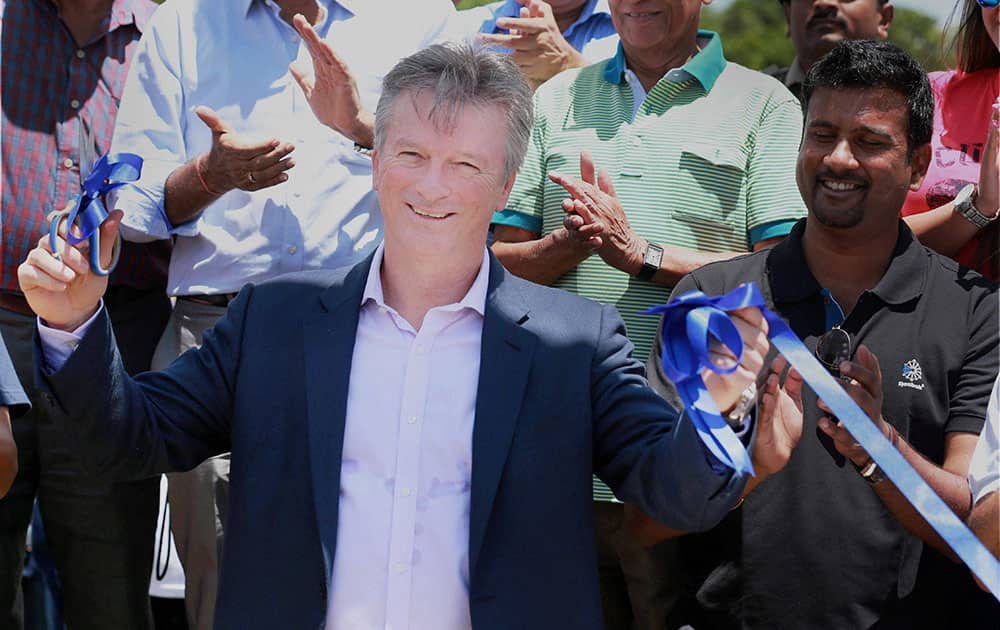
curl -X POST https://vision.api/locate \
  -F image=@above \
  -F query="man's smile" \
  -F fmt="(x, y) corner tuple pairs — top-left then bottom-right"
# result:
(818, 177), (866, 193)
(408, 204), (453, 220)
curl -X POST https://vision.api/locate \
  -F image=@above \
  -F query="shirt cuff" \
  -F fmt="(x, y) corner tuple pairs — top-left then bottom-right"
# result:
(491, 209), (542, 234)
(749, 219), (797, 245)
(37, 301), (103, 375)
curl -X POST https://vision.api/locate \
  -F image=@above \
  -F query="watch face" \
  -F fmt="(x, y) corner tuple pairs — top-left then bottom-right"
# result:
(648, 249), (663, 268)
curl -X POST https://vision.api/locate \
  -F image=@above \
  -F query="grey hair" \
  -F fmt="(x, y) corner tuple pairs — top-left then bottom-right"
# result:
(374, 42), (534, 180)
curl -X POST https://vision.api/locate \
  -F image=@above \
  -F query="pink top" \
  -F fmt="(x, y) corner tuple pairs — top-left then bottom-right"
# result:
(901, 68), (999, 280)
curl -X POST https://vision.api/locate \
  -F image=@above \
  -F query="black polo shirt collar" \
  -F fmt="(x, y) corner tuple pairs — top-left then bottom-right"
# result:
(768, 218), (928, 306)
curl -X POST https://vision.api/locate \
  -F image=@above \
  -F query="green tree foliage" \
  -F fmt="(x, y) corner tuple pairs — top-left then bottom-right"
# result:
(700, 0), (794, 71)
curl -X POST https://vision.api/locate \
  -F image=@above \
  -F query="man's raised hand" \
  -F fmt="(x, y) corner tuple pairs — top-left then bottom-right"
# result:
(195, 106), (294, 193)
(754, 356), (805, 478)
(289, 14), (374, 148)
(18, 209), (122, 331)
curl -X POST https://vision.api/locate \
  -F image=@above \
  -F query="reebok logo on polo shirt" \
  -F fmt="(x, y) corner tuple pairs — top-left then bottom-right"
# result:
(898, 359), (925, 390)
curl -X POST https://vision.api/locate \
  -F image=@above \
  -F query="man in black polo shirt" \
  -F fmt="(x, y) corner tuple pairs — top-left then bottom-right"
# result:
(645, 40), (999, 629)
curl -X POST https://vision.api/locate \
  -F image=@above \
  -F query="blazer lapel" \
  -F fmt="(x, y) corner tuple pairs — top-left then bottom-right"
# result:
(303, 254), (374, 584)
(469, 257), (537, 577)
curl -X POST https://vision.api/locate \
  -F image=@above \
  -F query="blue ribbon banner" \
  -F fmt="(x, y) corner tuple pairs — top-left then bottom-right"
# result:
(49, 153), (142, 277)
(646, 283), (1000, 598)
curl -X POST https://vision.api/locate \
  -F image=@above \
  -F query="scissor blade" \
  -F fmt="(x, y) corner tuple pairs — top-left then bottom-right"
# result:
(78, 119), (98, 183)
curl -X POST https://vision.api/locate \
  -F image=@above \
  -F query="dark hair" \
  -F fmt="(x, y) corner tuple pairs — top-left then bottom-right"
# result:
(945, 0), (1000, 73)
(802, 40), (933, 158)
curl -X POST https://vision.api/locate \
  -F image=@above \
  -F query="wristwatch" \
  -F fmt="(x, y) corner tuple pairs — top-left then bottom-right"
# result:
(953, 184), (999, 229)
(635, 241), (663, 281)
(725, 382), (757, 429)
(856, 460), (887, 485)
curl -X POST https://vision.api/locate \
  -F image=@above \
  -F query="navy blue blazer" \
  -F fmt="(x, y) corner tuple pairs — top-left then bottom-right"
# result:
(39, 253), (746, 629)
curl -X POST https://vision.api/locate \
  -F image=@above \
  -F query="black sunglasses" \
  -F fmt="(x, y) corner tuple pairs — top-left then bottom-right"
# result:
(815, 326), (852, 380)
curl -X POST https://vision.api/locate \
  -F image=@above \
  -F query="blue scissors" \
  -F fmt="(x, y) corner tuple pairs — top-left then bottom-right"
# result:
(49, 121), (142, 276)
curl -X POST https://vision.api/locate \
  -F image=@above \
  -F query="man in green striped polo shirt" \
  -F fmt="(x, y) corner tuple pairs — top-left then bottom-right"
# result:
(491, 1), (806, 627)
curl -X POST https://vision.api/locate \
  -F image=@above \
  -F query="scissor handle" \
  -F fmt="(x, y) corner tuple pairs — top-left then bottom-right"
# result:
(48, 211), (121, 277)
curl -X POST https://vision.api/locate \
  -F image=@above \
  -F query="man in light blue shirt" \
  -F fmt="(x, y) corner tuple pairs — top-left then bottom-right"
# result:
(108, 1), (456, 627)
(457, 0), (618, 88)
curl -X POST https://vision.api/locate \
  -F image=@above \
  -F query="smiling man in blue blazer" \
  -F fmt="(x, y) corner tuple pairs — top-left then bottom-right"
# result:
(19, 44), (801, 630)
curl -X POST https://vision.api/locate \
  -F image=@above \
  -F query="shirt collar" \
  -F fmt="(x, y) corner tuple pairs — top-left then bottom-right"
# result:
(785, 57), (806, 89)
(603, 30), (726, 93)
(361, 244), (490, 318)
(768, 219), (928, 306)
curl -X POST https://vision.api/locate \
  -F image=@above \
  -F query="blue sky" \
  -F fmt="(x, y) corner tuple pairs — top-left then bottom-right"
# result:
(711, 0), (958, 25)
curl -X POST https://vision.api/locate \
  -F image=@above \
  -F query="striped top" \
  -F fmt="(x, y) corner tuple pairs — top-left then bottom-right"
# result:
(493, 33), (807, 502)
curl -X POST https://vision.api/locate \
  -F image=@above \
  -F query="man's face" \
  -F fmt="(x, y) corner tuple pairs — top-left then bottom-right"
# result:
(797, 87), (929, 232)
(608, 0), (711, 56)
(784, 1), (893, 69)
(373, 92), (516, 262)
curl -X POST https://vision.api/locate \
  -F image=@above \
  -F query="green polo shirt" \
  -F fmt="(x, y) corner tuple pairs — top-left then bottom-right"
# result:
(494, 33), (806, 503)
(495, 32), (806, 364)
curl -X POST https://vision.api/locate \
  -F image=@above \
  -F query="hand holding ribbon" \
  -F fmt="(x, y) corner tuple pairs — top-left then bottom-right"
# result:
(645, 284), (772, 474)
(647, 282), (1000, 598)
(48, 153), (142, 276)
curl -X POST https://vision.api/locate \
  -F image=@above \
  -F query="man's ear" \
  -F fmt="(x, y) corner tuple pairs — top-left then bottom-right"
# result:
(909, 143), (931, 191)
(782, 2), (792, 38)
(496, 170), (518, 211)
(877, 3), (894, 40)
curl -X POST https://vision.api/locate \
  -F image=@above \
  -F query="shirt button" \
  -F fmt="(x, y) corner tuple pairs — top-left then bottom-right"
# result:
(400, 488), (411, 498)
(287, 245), (298, 254)
(415, 344), (426, 354)
(75, 49), (85, 59)
(62, 158), (74, 169)
(631, 136), (642, 147)
(70, 99), (81, 109)
(394, 563), (406, 574)
(407, 415), (417, 424)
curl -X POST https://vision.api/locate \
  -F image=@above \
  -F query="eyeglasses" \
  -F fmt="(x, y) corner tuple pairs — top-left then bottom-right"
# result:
(978, 0), (999, 8)
(815, 326), (852, 380)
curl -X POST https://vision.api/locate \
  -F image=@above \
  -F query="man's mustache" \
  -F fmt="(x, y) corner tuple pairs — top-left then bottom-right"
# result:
(807, 11), (847, 31)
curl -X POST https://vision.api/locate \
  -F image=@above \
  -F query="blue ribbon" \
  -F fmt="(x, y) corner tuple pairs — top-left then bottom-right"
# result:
(49, 153), (142, 276)
(647, 283), (1000, 599)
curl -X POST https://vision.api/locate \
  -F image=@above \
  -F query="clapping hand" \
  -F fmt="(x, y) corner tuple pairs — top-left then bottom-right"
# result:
(289, 13), (374, 147)
(549, 151), (645, 276)
(479, 0), (586, 87)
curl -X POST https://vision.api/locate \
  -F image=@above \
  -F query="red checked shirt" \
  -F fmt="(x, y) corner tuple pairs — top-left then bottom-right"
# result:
(0, 0), (169, 293)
